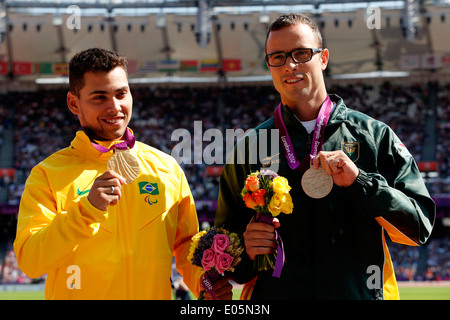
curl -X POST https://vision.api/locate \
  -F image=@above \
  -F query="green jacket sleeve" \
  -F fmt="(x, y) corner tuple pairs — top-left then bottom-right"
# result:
(347, 125), (435, 246)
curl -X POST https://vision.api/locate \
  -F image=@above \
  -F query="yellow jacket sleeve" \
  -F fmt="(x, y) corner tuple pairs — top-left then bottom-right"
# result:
(172, 169), (203, 298)
(13, 165), (108, 279)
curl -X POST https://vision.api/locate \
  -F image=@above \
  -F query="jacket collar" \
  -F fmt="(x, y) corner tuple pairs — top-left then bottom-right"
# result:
(327, 94), (348, 125)
(70, 129), (136, 161)
(280, 94), (347, 130)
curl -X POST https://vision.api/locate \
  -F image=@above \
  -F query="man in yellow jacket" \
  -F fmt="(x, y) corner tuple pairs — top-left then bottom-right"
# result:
(13, 48), (205, 299)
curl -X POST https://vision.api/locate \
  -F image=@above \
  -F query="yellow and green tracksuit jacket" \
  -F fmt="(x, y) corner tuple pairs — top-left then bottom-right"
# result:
(14, 130), (202, 299)
(215, 94), (436, 300)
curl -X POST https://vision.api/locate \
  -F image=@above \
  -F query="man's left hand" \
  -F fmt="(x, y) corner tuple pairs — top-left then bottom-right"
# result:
(203, 276), (233, 300)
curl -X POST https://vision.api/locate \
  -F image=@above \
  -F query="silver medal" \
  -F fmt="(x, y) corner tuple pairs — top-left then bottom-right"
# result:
(301, 166), (333, 199)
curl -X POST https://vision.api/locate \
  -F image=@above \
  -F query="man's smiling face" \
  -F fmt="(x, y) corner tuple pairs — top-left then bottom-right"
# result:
(266, 23), (328, 113)
(67, 66), (132, 141)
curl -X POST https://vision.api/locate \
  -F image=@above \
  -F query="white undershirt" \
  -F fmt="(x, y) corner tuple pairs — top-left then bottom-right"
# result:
(297, 102), (336, 134)
(300, 119), (317, 134)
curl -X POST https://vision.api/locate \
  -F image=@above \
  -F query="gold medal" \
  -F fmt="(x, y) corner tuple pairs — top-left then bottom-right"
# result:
(301, 166), (333, 199)
(107, 149), (140, 184)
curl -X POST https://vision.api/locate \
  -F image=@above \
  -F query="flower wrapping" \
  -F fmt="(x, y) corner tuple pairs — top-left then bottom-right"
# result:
(188, 227), (244, 299)
(241, 170), (293, 277)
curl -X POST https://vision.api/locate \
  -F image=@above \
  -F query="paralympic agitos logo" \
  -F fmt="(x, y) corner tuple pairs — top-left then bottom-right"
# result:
(138, 181), (159, 205)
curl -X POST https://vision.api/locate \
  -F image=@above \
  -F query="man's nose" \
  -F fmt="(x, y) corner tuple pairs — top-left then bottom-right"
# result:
(108, 97), (122, 112)
(284, 55), (298, 70)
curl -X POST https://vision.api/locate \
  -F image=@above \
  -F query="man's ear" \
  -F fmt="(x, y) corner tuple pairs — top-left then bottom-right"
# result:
(320, 48), (329, 71)
(67, 91), (79, 115)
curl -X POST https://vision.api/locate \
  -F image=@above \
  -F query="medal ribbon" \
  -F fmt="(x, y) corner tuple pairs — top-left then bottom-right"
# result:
(89, 128), (136, 153)
(274, 95), (333, 169)
(256, 213), (285, 278)
(201, 271), (222, 300)
(267, 97), (332, 276)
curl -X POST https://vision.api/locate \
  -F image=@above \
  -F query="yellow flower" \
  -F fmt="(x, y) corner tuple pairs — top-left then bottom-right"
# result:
(192, 230), (207, 244)
(272, 176), (291, 194)
(187, 230), (207, 262)
(187, 244), (195, 262)
(226, 233), (244, 272)
(268, 192), (294, 216)
(268, 193), (283, 216)
(280, 192), (294, 214)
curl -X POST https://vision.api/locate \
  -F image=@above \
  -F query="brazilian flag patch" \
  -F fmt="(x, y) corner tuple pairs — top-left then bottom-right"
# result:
(138, 181), (160, 195)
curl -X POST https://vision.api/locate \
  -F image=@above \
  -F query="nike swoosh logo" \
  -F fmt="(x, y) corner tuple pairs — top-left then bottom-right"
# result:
(77, 188), (90, 196)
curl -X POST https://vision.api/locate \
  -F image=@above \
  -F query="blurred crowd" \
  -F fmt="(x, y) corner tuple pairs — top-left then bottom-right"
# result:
(388, 237), (450, 281)
(435, 84), (450, 194)
(0, 249), (36, 284)
(330, 82), (428, 162)
(2, 81), (448, 204)
(0, 81), (449, 285)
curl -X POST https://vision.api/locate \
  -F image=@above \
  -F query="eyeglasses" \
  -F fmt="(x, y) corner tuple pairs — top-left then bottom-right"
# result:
(265, 48), (323, 67)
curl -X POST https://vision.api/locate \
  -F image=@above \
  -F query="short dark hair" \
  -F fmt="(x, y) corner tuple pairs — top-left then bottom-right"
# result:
(69, 48), (128, 96)
(265, 13), (323, 51)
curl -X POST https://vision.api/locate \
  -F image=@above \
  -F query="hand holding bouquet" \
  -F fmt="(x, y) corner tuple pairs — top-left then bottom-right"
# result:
(241, 170), (293, 277)
(188, 227), (244, 299)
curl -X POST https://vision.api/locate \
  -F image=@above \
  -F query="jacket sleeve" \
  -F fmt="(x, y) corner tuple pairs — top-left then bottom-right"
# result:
(348, 126), (435, 246)
(173, 168), (202, 298)
(13, 165), (108, 278)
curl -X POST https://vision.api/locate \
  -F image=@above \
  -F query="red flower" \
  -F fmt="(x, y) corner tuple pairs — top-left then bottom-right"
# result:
(243, 192), (257, 209)
(252, 189), (266, 206)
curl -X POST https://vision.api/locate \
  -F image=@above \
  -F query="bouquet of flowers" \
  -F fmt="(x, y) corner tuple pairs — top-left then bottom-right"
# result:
(188, 227), (244, 300)
(241, 170), (293, 277)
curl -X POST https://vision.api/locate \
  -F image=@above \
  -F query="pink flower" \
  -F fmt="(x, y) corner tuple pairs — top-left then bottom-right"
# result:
(201, 249), (216, 271)
(215, 252), (234, 274)
(212, 234), (230, 253)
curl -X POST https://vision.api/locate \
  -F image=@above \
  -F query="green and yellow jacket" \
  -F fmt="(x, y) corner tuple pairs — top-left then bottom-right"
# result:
(215, 94), (435, 300)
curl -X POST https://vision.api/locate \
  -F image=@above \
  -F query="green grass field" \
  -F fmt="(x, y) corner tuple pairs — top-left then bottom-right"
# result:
(0, 290), (45, 300)
(398, 286), (450, 300)
(0, 285), (449, 300)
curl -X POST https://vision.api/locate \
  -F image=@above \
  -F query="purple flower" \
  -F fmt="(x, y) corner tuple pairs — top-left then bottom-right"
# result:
(258, 169), (278, 180)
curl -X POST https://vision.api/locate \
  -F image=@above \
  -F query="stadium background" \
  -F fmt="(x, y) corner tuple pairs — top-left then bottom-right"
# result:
(0, 0), (449, 299)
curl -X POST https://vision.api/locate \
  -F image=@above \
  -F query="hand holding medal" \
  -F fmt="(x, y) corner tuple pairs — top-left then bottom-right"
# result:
(88, 128), (140, 210)
(298, 98), (358, 196)
(88, 170), (127, 211)
(107, 149), (139, 184)
(312, 150), (359, 188)
(91, 128), (140, 185)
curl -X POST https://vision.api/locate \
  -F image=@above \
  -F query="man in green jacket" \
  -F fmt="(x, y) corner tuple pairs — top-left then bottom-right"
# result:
(215, 13), (435, 299)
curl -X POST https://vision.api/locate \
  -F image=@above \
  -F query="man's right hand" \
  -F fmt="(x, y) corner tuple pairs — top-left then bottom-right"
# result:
(243, 218), (280, 260)
(87, 170), (126, 211)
